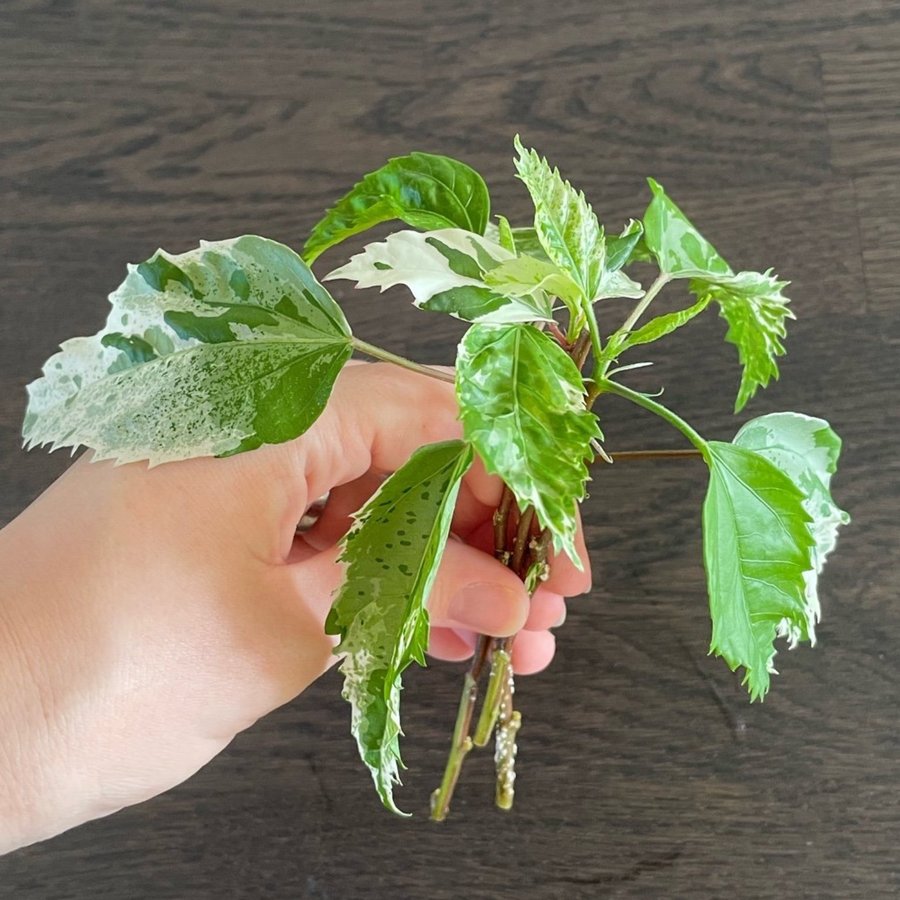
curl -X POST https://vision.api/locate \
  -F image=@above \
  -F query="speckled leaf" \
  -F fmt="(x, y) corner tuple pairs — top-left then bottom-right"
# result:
(513, 137), (606, 301)
(692, 270), (793, 412)
(643, 178), (733, 278)
(326, 229), (553, 324)
(22, 236), (352, 465)
(302, 153), (490, 263)
(734, 412), (849, 631)
(326, 440), (473, 814)
(703, 441), (817, 700)
(456, 324), (599, 565)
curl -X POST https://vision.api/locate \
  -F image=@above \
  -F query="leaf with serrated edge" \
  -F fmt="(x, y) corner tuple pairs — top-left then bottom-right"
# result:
(22, 236), (352, 465)
(513, 136), (606, 301)
(734, 413), (849, 632)
(693, 270), (793, 412)
(326, 440), (473, 814)
(703, 441), (816, 700)
(456, 324), (599, 565)
(325, 228), (553, 324)
(643, 178), (732, 278)
(303, 153), (490, 263)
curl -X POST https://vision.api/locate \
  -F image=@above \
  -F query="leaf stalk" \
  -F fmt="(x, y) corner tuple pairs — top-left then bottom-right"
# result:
(351, 338), (455, 384)
(596, 379), (708, 453)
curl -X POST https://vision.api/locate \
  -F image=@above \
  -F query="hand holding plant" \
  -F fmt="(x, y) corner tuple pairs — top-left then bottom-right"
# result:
(20, 137), (848, 823)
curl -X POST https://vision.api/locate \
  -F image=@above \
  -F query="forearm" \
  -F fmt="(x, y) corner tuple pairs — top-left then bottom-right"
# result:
(0, 508), (91, 853)
(0, 461), (334, 854)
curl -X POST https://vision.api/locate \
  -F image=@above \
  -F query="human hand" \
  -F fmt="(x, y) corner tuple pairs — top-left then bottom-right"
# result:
(0, 362), (590, 851)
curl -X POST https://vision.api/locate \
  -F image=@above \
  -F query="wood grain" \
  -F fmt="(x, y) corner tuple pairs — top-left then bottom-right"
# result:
(1, 1), (898, 897)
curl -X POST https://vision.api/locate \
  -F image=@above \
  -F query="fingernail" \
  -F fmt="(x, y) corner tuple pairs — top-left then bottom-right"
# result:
(448, 582), (525, 635)
(553, 608), (567, 628)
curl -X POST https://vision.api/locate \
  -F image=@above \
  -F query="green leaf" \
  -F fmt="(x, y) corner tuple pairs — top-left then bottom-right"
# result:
(326, 440), (473, 814)
(496, 215), (516, 253)
(513, 136), (606, 301)
(693, 270), (793, 412)
(605, 293), (711, 362)
(456, 324), (599, 565)
(703, 441), (817, 700)
(326, 229), (553, 324)
(643, 178), (732, 278)
(303, 153), (490, 263)
(22, 236), (353, 465)
(606, 219), (644, 272)
(734, 412), (849, 628)
(509, 226), (551, 262)
(100, 332), (158, 368)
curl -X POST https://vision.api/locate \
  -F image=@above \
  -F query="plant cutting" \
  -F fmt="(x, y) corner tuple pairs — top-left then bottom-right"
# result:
(22, 137), (848, 822)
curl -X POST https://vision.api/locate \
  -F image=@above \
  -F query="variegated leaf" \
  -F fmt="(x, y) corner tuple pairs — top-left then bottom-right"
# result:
(513, 136), (606, 302)
(456, 323), (600, 566)
(23, 236), (352, 465)
(325, 228), (553, 324)
(326, 440), (473, 814)
(734, 412), (850, 633)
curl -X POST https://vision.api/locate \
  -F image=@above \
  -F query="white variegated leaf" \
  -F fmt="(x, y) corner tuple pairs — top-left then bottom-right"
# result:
(326, 440), (473, 814)
(23, 236), (352, 465)
(513, 136), (606, 302)
(595, 268), (645, 300)
(734, 412), (850, 635)
(325, 228), (553, 324)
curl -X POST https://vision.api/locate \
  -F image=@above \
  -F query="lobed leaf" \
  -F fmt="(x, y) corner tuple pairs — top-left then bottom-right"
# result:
(642, 180), (792, 410)
(513, 136), (606, 301)
(702, 441), (817, 700)
(325, 228), (553, 324)
(733, 412), (849, 630)
(23, 237), (352, 465)
(456, 323), (599, 565)
(326, 440), (473, 814)
(303, 153), (490, 263)
(693, 270), (793, 412)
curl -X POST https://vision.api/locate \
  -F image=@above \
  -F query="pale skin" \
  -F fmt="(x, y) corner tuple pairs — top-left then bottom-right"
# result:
(0, 362), (591, 854)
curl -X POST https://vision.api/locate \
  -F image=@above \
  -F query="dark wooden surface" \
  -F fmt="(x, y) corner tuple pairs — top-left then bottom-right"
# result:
(1, 1), (898, 897)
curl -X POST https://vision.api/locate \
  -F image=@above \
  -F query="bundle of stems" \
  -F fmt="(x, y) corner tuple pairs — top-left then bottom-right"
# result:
(431, 331), (592, 820)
